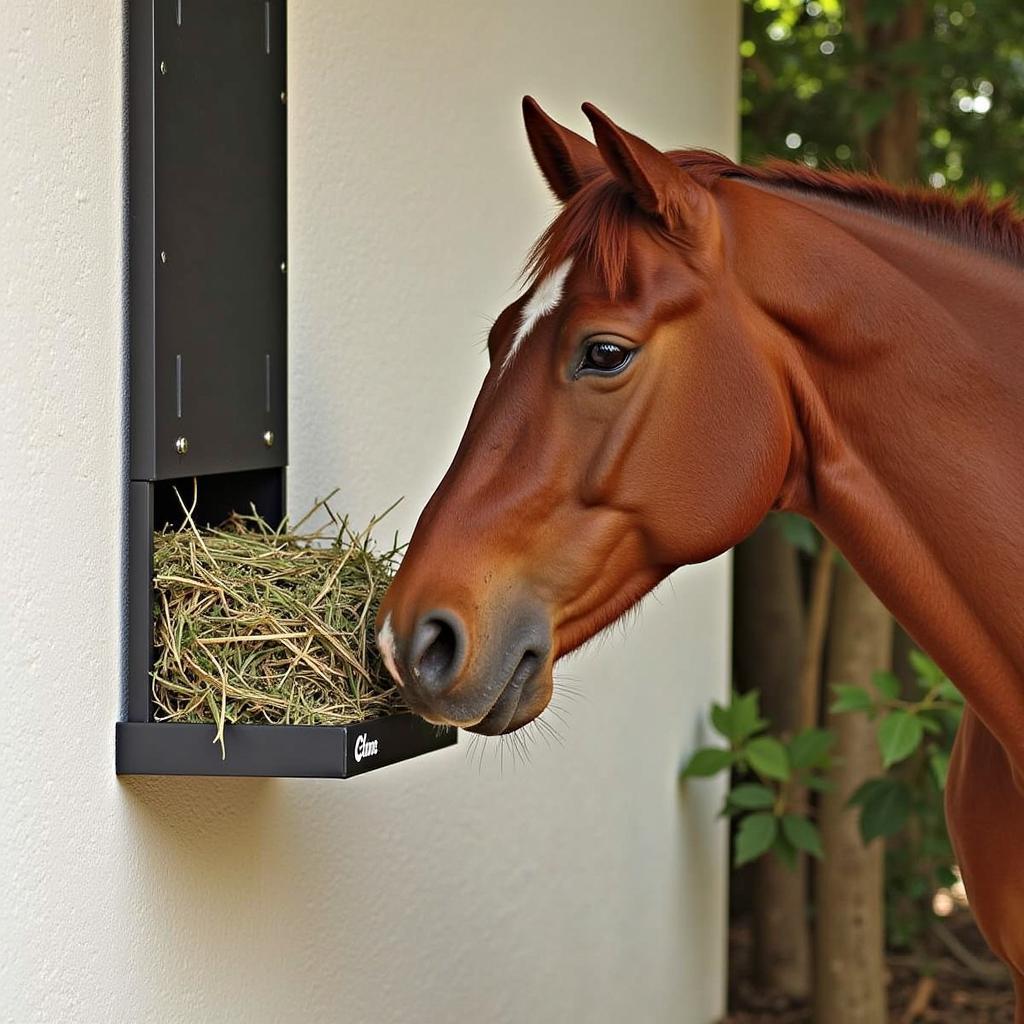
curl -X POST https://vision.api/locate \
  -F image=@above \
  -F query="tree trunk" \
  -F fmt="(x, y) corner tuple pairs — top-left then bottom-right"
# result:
(733, 520), (811, 998)
(798, 539), (835, 734)
(814, 568), (892, 1024)
(811, 5), (921, 1018)
(846, 0), (926, 182)
(866, 0), (926, 183)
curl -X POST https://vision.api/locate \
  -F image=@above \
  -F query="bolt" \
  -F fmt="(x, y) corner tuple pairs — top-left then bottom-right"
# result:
(279, 261), (287, 274)
(280, 90), (287, 104)
(263, 430), (275, 448)
(160, 250), (167, 264)
(175, 436), (189, 456)
(160, 60), (167, 75)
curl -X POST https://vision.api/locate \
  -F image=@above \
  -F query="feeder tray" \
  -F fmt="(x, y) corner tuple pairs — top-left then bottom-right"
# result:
(117, 0), (455, 777)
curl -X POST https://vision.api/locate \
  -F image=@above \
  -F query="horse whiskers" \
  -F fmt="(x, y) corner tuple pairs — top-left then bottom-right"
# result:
(456, 678), (578, 770)
(464, 732), (482, 771)
(523, 718), (551, 751)
(458, 713), (564, 774)
(544, 703), (572, 730)
(502, 732), (531, 773)
(500, 729), (531, 772)
(475, 312), (497, 354)
(532, 714), (564, 747)
(552, 681), (586, 701)
(512, 728), (533, 766)
(558, 580), (670, 662)
(549, 686), (581, 713)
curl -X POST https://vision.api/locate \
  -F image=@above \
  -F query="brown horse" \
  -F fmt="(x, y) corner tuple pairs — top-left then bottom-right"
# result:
(377, 98), (1024, 1009)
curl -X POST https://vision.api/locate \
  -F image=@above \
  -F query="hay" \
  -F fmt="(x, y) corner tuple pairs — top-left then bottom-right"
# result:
(151, 487), (406, 754)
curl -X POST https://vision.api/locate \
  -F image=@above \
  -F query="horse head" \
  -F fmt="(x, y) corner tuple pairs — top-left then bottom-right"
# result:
(377, 99), (792, 734)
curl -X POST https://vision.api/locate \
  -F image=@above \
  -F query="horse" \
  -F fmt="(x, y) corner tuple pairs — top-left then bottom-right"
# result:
(375, 97), (1024, 1012)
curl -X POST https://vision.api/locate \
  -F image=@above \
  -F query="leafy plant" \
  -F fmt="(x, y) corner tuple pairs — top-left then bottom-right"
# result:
(681, 690), (833, 868)
(773, 510), (822, 555)
(682, 650), (964, 946)
(832, 650), (964, 946)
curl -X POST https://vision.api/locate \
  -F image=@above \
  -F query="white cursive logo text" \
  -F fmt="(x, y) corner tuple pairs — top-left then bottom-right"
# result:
(354, 733), (379, 763)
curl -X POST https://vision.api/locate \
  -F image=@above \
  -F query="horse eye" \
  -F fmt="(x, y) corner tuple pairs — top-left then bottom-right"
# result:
(581, 341), (632, 374)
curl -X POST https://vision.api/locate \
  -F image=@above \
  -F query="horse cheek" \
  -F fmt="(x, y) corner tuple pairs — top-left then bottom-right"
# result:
(648, 357), (790, 564)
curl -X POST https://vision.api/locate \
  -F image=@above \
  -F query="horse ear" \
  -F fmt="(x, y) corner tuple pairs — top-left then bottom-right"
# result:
(582, 102), (702, 230)
(522, 96), (604, 202)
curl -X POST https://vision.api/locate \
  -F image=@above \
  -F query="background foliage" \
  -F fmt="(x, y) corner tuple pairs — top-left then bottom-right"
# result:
(741, 0), (1024, 193)
(682, 649), (963, 946)
(720, 1), (1022, 1017)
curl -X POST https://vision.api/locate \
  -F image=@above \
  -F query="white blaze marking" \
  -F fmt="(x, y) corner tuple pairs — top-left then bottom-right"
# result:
(499, 258), (573, 377)
(378, 613), (402, 686)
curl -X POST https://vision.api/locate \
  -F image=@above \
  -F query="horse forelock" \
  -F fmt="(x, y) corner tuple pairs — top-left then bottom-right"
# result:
(524, 176), (678, 300)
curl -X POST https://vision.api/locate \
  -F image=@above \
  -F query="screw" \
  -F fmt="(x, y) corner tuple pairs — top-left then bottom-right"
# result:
(160, 60), (167, 75)
(280, 90), (287, 104)
(279, 261), (287, 274)
(175, 436), (189, 456)
(160, 250), (167, 264)
(263, 430), (275, 448)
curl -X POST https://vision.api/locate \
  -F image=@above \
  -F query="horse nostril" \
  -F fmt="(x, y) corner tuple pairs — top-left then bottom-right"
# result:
(410, 611), (465, 695)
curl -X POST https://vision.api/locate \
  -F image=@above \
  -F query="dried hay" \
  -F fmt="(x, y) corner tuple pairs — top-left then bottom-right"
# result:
(151, 487), (405, 755)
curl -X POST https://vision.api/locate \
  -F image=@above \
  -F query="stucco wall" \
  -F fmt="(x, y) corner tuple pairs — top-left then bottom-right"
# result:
(0, 2), (738, 1022)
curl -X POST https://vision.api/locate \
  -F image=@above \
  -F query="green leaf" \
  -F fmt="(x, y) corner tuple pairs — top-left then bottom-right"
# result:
(831, 684), (873, 714)
(939, 706), (964, 733)
(772, 831), (798, 871)
(681, 746), (734, 779)
(872, 670), (901, 701)
(936, 678), (963, 704)
(781, 814), (824, 859)
(805, 774), (834, 793)
(789, 728), (835, 770)
(908, 649), (944, 687)
(710, 702), (731, 739)
(746, 736), (791, 781)
(734, 812), (779, 867)
(858, 778), (912, 842)
(878, 711), (925, 767)
(848, 778), (889, 808)
(773, 512), (820, 555)
(728, 783), (776, 810)
(929, 750), (950, 789)
(710, 690), (766, 745)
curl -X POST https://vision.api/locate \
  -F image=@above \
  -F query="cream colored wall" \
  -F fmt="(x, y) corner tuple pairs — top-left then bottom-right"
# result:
(0, 1), (738, 1022)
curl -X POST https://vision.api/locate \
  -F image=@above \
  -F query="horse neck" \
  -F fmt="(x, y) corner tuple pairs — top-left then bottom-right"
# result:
(729, 180), (1024, 767)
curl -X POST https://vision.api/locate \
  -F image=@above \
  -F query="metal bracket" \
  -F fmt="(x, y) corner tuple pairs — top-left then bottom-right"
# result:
(130, 0), (288, 481)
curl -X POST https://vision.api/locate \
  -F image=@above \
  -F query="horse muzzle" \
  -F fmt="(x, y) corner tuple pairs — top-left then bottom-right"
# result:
(376, 596), (553, 734)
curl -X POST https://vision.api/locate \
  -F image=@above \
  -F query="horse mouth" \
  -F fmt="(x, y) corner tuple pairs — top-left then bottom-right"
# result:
(464, 650), (545, 735)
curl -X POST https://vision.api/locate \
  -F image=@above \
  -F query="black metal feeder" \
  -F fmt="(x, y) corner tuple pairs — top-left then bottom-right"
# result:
(116, 0), (456, 778)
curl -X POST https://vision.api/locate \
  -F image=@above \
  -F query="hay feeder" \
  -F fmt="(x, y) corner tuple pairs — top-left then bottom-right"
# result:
(115, 0), (455, 778)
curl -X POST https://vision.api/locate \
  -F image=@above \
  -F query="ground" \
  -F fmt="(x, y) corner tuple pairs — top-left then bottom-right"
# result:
(721, 908), (1014, 1023)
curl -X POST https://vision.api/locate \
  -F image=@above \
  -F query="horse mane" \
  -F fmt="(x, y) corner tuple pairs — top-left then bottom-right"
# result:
(528, 149), (1024, 296)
